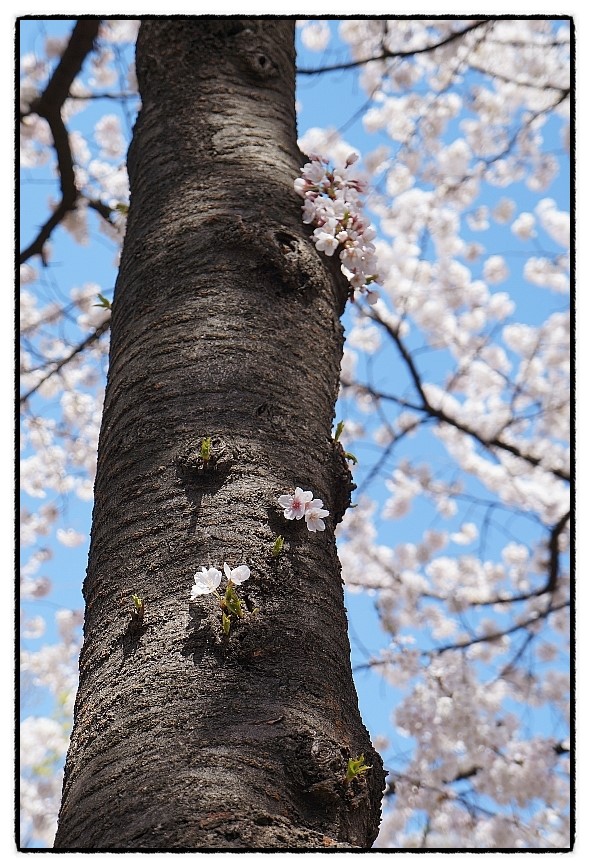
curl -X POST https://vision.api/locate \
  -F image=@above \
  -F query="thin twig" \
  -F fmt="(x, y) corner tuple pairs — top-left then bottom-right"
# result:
(296, 21), (487, 75)
(20, 320), (110, 405)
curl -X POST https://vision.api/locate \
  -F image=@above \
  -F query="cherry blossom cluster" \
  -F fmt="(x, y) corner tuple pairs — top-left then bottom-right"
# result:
(278, 487), (329, 533)
(294, 153), (380, 302)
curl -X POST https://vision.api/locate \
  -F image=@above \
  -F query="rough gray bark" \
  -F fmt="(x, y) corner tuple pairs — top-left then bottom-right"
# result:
(54, 19), (384, 850)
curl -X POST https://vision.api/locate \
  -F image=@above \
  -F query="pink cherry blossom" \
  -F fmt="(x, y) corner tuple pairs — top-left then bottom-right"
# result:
(294, 153), (381, 302)
(278, 487), (314, 520)
(304, 500), (330, 533)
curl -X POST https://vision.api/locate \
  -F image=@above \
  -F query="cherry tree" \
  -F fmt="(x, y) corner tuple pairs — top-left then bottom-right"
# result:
(19, 17), (570, 849)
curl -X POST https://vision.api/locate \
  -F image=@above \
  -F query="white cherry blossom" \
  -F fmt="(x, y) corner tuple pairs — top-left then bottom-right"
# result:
(223, 563), (251, 585)
(190, 567), (222, 598)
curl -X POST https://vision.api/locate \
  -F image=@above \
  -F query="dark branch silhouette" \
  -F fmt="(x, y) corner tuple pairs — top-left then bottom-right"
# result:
(432, 599), (569, 654)
(20, 20), (100, 264)
(296, 21), (488, 75)
(547, 509), (571, 594)
(20, 319), (110, 405)
(355, 600), (569, 675)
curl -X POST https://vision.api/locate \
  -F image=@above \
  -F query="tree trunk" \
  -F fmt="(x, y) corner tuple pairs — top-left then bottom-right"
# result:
(54, 19), (384, 850)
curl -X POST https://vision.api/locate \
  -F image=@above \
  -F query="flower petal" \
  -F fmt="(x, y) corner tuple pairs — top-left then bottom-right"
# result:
(192, 566), (222, 595)
(230, 565), (250, 585)
(191, 582), (213, 598)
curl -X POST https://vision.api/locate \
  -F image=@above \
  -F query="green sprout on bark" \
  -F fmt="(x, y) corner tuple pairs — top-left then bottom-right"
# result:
(219, 580), (246, 634)
(94, 293), (112, 310)
(190, 564), (251, 636)
(345, 754), (372, 783)
(130, 594), (144, 624)
(200, 437), (213, 463)
(271, 535), (285, 557)
(333, 420), (358, 465)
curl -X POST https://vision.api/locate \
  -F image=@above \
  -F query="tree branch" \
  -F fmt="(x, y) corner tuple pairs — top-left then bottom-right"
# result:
(86, 198), (117, 223)
(296, 21), (488, 75)
(546, 509), (570, 594)
(358, 312), (570, 483)
(432, 599), (569, 654)
(355, 600), (569, 675)
(20, 319), (110, 405)
(20, 20), (101, 264)
(468, 62), (570, 93)
(65, 90), (137, 101)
